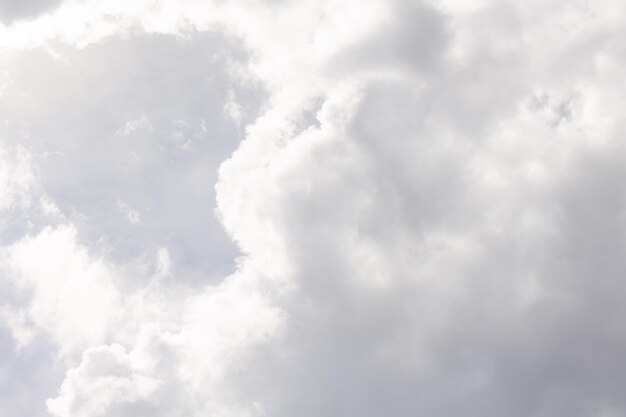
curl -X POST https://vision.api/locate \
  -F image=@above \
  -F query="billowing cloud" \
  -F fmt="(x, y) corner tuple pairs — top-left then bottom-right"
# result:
(0, 225), (121, 354)
(47, 270), (283, 417)
(2, 1), (626, 417)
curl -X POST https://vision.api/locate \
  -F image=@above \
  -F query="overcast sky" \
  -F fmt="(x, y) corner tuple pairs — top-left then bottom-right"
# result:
(1, 1), (626, 416)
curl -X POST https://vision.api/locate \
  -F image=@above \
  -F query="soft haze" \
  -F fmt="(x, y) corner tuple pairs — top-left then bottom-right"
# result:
(1, 1), (626, 416)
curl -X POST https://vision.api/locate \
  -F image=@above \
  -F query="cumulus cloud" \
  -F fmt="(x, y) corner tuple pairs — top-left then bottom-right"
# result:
(2, 0), (626, 417)
(0, 225), (122, 354)
(47, 269), (284, 417)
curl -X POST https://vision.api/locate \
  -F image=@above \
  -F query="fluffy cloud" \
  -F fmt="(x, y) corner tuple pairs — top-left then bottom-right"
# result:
(0, 225), (121, 354)
(3, 1), (626, 417)
(0, 25), (255, 417)
(46, 268), (284, 417)
(216, 1), (626, 416)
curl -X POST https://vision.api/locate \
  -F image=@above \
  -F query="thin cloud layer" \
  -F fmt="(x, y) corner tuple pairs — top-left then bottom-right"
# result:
(2, 1), (626, 417)
(0, 0), (61, 25)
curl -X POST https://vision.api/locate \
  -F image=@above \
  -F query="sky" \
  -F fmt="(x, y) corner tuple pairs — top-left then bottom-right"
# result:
(1, 0), (626, 416)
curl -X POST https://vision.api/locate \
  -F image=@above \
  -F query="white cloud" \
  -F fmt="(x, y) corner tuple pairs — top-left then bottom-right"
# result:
(0, 225), (122, 355)
(0, 146), (37, 216)
(46, 344), (161, 417)
(47, 269), (284, 417)
(117, 200), (141, 224)
(3, 1), (626, 417)
(223, 88), (244, 129)
(154, 247), (171, 278)
(0, 307), (35, 350)
(116, 115), (153, 138)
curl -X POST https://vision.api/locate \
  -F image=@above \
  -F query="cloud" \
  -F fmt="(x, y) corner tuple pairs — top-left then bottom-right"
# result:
(0, 225), (122, 355)
(3, 0), (626, 417)
(46, 344), (162, 417)
(213, 1), (626, 416)
(0, 146), (37, 219)
(46, 269), (284, 417)
(0, 31), (255, 285)
(0, 0), (61, 26)
(0, 28), (260, 417)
